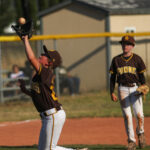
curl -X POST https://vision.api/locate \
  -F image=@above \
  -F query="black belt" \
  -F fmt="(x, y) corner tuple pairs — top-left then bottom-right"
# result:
(119, 83), (136, 87)
(56, 106), (62, 111)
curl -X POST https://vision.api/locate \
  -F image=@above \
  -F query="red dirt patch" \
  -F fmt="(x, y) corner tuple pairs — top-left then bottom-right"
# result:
(0, 117), (150, 146)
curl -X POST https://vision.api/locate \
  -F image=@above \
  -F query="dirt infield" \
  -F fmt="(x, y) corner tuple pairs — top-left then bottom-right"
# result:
(0, 117), (150, 146)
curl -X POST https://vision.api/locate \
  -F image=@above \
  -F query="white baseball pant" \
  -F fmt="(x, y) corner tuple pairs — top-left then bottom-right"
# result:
(118, 84), (144, 143)
(38, 109), (74, 150)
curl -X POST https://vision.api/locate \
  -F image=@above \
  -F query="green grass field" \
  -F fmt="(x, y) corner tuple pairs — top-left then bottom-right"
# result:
(0, 145), (150, 150)
(0, 91), (150, 122)
(0, 91), (150, 149)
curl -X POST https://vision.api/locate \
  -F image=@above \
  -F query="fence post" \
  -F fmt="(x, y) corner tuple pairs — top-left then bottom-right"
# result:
(53, 39), (60, 96)
(145, 41), (148, 78)
(0, 42), (4, 103)
(105, 14), (111, 91)
(36, 31), (43, 57)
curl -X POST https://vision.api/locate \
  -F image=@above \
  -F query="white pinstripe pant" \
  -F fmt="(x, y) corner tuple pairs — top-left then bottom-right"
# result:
(38, 110), (74, 150)
(118, 84), (144, 143)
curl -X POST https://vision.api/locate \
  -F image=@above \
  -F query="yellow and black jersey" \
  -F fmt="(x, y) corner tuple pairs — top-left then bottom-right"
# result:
(30, 65), (62, 112)
(109, 53), (146, 85)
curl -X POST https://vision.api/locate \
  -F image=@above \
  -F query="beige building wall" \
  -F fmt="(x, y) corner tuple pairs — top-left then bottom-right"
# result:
(110, 14), (150, 75)
(41, 3), (107, 92)
(1, 41), (36, 71)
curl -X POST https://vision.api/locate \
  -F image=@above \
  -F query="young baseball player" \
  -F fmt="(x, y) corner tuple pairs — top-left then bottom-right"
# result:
(18, 35), (88, 150)
(109, 35), (146, 150)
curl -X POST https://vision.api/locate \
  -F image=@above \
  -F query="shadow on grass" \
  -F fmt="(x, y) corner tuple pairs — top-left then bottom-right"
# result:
(0, 145), (150, 150)
(87, 146), (126, 150)
(67, 145), (126, 150)
(0, 145), (125, 150)
(0, 145), (37, 150)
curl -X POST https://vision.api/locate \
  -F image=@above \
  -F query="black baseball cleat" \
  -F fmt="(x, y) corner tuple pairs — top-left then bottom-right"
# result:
(138, 133), (146, 149)
(127, 141), (136, 150)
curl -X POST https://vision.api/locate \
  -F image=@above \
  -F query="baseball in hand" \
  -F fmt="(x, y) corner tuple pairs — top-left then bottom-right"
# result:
(18, 17), (26, 25)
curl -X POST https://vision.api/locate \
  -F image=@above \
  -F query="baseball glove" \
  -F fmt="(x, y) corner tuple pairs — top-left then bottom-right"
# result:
(11, 20), (33, 39)
(136, 84), (149, 95)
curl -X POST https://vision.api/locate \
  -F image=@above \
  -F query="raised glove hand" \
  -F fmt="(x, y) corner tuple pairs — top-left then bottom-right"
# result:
(11, 19), (34, 39)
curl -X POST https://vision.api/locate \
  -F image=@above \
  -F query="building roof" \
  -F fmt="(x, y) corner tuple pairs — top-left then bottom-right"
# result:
(79, 0), (150, 15)
(38, 0), (150, 17)
(38, 0), (109, 17)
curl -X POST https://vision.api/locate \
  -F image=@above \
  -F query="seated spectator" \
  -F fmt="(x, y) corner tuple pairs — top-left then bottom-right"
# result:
(8, 64), (25, 96)
(10, 64), (24, 79)
(58, 66), (80, 96)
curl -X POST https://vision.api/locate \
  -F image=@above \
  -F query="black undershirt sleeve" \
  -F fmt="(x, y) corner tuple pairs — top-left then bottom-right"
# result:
(110, 73), (116, 94)
(138, 73), (146, 85)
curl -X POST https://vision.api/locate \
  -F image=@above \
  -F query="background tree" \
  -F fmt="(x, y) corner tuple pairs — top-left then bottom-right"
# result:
(38, 0), (66, 11)
(14, 0), (38, 30)
(0, 0), (66, 34)
(0, 0), (16, 34)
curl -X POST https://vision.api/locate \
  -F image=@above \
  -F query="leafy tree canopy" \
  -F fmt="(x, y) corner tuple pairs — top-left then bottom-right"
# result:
(0, 0), (67, 35)
(0, 0), (16, 34)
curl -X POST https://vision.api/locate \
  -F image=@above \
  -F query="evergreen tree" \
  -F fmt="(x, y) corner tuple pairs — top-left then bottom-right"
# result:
(38, 0), (67, 11)
(0, 0), (15, 34)
(0, 0), (66, 34)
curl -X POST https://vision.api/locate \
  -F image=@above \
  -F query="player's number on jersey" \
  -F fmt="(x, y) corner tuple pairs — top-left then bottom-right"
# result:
(50, 77), (58, 101)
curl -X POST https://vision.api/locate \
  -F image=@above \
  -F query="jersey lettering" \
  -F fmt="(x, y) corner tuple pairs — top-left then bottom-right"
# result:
(117, 66), (136, 75)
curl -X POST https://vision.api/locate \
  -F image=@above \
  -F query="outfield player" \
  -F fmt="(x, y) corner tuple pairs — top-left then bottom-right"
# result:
(18, 35), (88, 150)
(109, 35), (146, 150)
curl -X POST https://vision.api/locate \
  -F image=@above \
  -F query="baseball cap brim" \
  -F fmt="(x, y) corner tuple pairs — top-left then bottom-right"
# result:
(119, 41), (135, 46)
(43, 45), (49, 54)
(43, 45), (52, 60)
